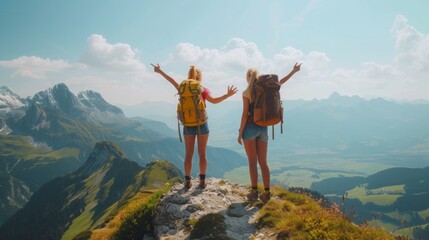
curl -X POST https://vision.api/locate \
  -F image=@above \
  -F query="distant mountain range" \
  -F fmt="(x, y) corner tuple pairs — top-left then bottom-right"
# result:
(0, 83), (246, 226)
(121, 92), (429, 167)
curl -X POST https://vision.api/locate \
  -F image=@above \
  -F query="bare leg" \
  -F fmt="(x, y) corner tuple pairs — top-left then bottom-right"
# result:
(184, 135), (196, 177)
(243, 139), (258, 188)
(256, 140), (269, 189)
(197, 134), (209, 175)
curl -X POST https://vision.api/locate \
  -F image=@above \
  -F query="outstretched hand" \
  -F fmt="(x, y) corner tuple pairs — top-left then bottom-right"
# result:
(151, 63), (161, 73)
(226, 85), (238, 97)
(293, 63), (302, 72)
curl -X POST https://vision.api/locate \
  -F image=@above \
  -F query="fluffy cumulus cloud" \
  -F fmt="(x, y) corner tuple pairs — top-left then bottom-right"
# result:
(1, 16), (428, 105)
(171, 38), (266, 74)
(391, 15), (429, 74)
(333, 15), (429, 99)
(0, 56), (71, 79)
(167, 38), (334, 99)
(80, 34), (146, 72)
(164, 15), (429, 101)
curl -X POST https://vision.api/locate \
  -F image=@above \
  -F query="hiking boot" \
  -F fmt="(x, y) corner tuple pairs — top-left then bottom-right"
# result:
(259, 192), (271, 203)
(199, 179), (206, 189)
(246, 190), (259, 202)
(184, 178), (192, 189)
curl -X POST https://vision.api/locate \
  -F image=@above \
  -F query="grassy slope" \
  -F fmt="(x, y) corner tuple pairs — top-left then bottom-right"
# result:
(257, 186), (399, 239)
(61, 159), (181, 240)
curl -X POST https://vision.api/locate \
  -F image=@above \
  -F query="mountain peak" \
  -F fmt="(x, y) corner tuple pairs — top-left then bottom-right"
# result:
(324, 92), (365, 106)
(52, 83), (69, 92)
(93, 141), (124, 156)
(77, 141), (126, 176)
(0, 86), (15, 95)
(329, 91), (342, 99)
(0, 86), (25, 112)
(32, 83), (81, 115)
(78, 90), (124, 115)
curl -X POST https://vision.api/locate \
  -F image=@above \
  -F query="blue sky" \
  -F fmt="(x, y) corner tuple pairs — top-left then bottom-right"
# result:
(1, 0), (428, 105)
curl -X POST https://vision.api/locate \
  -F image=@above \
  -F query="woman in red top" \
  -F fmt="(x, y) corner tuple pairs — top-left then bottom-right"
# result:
(152, 64), (237, 189)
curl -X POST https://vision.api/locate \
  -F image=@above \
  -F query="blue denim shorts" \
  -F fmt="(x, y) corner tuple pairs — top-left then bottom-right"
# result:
(242, 124), (268, 142)
(183, 122), (210, 136)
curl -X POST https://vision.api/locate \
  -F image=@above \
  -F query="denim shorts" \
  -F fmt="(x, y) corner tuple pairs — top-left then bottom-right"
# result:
(242, 124), (268, 142)
(183, 122), (210, 136)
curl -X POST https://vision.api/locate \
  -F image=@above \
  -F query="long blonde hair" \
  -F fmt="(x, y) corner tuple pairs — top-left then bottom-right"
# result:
(188, 65), (202, 81)
(245, 68), (259, 102)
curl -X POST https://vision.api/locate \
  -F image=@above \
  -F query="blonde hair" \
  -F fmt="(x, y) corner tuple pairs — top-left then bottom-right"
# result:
(245, 68), (259, 102)
(188, 65), (202, 81)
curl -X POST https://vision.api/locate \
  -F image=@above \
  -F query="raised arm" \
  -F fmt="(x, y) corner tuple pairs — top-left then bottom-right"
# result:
(206, 85), (238, 104)
(151, 63), (179, 90)
(279, 63), (302, 85)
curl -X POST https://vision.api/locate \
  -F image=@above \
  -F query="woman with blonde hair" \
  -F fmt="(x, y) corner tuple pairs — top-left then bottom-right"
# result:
(238, 63), (301, 202)
(152, 63), (238, 189)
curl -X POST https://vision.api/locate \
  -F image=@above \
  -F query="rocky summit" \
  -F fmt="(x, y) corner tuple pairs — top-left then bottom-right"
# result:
(153, 178), (271, 240)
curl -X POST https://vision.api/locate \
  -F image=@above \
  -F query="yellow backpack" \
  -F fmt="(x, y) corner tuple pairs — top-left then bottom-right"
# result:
(176, 79), (208, 141)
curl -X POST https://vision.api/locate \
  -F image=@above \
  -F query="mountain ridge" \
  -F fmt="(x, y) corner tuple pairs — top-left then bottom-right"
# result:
(0, 141), (182, 240)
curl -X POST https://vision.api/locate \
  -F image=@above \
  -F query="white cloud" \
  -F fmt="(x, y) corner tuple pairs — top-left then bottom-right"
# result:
(171, 38), (266, 73)
(0, 56), (71, 79)
(357, 62), (399, 80)
(392, 15), (429, 74)
(2, 16), (429, 106)
(80, 34), (146, 72)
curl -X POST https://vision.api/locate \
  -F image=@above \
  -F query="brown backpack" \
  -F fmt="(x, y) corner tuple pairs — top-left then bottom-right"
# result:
(253, 74), (283, 139)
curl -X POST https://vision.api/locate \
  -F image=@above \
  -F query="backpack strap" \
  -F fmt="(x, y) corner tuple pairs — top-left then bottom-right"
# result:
(192, 95), (202, 134)
(178, 119), (183, 142)
(280, 101), (284, 134)
(272, 125), (274, 140)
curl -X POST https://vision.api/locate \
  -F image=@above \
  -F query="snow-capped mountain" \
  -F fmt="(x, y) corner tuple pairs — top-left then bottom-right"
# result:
(29, 83), (125, 123)
(0, 86), (25, 113)
(31, 83), (85, 117)
(78, 90), (125, 123)
(78, 90), (123, 114)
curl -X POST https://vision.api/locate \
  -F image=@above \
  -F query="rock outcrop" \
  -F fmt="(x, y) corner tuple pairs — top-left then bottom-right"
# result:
(153, 178), (269, 240)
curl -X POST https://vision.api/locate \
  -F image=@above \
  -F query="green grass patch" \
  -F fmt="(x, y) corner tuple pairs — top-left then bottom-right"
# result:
(111, 190), (168, 240)
(345, 185), (367, 198)
(0, 135), (46, 158)
(24, 147), (79, 161)
(418, 208), (429, 220)
(347, 184), (404, 206)
(357, 195), (401, 206)
(384, 211), (413, 224)
(256, 186), (396, 239)
(367, 219), (402, 232)
(62, 209), (95, 240)
(189, 213), (230, 240)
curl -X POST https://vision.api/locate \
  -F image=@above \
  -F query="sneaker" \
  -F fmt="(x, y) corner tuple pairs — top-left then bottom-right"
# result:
(259, 192), (271, 203)
(246, 190), (259, 202)
(199, 179), (206, 189)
